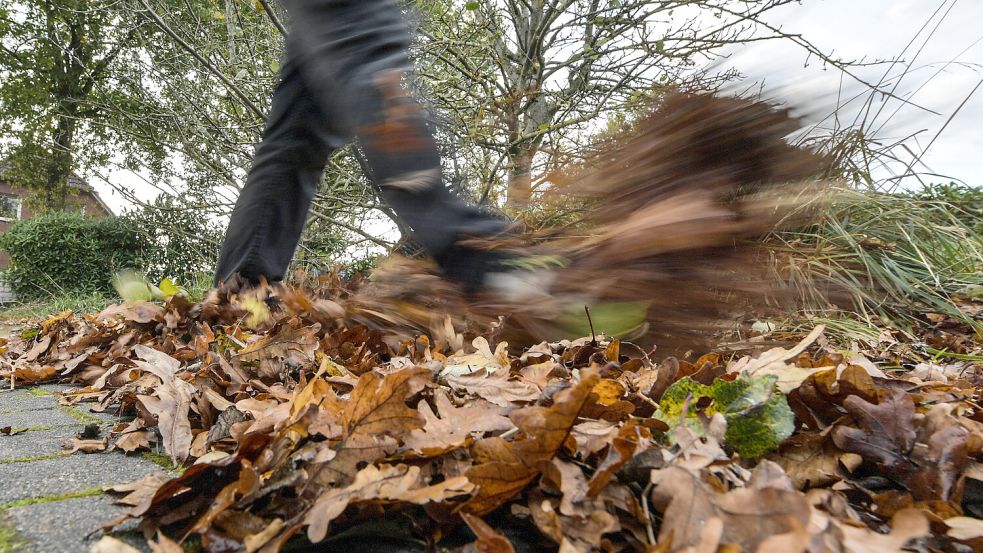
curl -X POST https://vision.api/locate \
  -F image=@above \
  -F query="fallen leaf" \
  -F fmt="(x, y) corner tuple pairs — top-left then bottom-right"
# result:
(527, 490), (619, 551)
(305, 463), (474, 542)
(132, 344), (181, 384)
(838, 508), (928, 553)
(107, 473), (171, 508)
(244, 518), (284, 552)
(148, 531), (183, 553)
(64, 437), (108, 454)
(651, 462), (811, 552)
(90, 536), (142, 553)
(767, 433), (861, 489)
(403, 390), (513, 455)
(445, 367), (541, 407)
(832, 392), (969, 500)
(12, 364), (57, 383)
(465, 370), (601, 514)
(946, 516), (983, 540)
(461, 512), (516, 553)
(137, 379), (194, 462)
(312, 368), (429, 486)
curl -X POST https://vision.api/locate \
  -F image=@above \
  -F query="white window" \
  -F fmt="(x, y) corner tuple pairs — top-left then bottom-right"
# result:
(0, 195), (22, 221)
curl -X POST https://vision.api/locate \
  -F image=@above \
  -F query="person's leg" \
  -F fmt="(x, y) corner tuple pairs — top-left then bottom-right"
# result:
(214, 52), (342, 285)
(284, 0), (512, 291)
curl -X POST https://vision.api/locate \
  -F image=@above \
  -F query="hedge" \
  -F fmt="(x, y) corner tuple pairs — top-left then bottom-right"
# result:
(0, 212), (150, 300)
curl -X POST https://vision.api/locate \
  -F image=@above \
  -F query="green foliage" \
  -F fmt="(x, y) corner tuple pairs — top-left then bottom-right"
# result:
(657, 374), (795, 458)
(0, 212), (149, 299)
(341, 255), (381, 280)
(0, 519), (28, 553)
(906, 182), (983, 233)
(0, 1), (148, 210)
(122, 195), (222, 285)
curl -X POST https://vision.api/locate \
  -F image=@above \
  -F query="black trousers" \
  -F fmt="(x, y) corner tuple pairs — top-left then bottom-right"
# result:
(214, 0), (508, 289)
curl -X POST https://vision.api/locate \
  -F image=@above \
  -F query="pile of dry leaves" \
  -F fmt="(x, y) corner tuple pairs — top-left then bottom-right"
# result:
(2, 286), (982, 553)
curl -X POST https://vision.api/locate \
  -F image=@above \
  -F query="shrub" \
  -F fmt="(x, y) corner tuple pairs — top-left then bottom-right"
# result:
(0, 212), (150, 299)
(906, 182), (983, 233)
(121, 195), (222, 285)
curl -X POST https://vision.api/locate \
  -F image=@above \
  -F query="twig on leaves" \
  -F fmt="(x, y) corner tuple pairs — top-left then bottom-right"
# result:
(634, 392), (661, 411)
(499, 427), (520, 440)
(641, 481), (656, 546)
(585, 305), (597, 347)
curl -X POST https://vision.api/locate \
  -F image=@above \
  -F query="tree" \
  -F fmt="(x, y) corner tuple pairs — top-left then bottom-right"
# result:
(412, 0), (833, 208)
(0, 0), (145, 210)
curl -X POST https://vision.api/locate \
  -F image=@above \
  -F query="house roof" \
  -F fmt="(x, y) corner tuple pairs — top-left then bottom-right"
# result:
(0, 162), (114, 215)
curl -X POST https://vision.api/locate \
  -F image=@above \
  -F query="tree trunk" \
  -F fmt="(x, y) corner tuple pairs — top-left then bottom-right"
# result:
(40, 114), (76, 212)
(505, 143), (535, 210)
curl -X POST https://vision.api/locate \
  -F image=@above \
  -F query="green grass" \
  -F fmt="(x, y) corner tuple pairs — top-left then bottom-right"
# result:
(0, 454), (64, 465)
(771, 188), (983, 332)
(57, 405), (102, 425)
(0, 487), (104, 512)
(3, 424), (77, 433)
(0, 518), (28, 553)
(142, 451), (183, 473)
(0, 291), (113, 323)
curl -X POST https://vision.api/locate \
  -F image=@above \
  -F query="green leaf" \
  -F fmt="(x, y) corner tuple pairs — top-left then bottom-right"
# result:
(655, 40), (665, 53)
(656, 374), (794, 458)
(269, 59), (280, 73)
(158, 278), (180, 298)
(465, 1), (480, 10)
(113, 269), (153, 302)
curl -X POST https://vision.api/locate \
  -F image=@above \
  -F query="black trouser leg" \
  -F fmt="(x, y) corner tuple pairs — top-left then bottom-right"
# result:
(215, 0), (509, 289)
(214, 55), (339, 285)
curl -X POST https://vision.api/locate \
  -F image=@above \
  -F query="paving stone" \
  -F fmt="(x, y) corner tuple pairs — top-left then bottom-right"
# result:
(0, 428), (75, 461)
(6, 494), (148, 553)
(0, 451), (165, 505)
(0, 408), (76, 429)
(37, 384), (72, 394)
(0, 393), (58, 412)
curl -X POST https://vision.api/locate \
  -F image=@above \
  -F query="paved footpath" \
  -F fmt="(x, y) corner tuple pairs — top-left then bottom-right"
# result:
(0, 384), (167, 552)
(0, 386), (533, 553)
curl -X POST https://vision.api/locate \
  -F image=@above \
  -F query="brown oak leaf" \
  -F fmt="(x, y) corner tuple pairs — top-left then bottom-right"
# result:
(832, 391), (969, 500)
(767, 433), (862, 490)
(651, 461), (811, 552)
(465, 370), (600, 515)
(137, 379), (195, 462)
(445, 367), (541, 407)
(305, 463), (474, 542)
(312, 368), (429, 486)
(402, 390), (513, 456)
(460, 512), (516, 553)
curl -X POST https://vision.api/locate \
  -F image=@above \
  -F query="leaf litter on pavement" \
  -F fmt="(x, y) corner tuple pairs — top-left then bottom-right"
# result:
(2, 94), (982, 552)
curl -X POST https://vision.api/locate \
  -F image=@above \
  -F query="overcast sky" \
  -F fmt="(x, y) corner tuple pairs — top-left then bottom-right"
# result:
(722, 0), (982, 190)
(92, 0), (982, 214)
